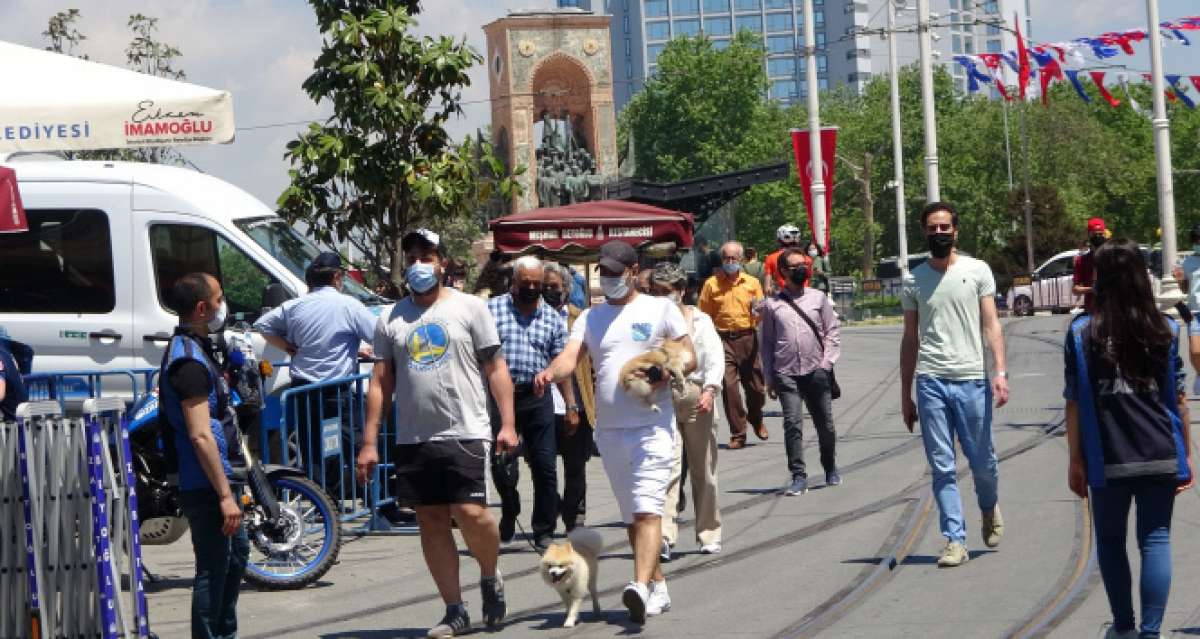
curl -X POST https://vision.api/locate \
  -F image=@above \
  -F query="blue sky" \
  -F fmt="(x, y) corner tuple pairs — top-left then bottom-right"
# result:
(1, 0), (1196, 207)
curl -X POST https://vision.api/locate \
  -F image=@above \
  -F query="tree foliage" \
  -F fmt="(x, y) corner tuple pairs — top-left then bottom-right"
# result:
(619, 33), (1200, 286)
(278, 0), (521, 284)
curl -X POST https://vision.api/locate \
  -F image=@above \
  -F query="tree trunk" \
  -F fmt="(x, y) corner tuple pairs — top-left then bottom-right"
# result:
(860, 152), (875, 279)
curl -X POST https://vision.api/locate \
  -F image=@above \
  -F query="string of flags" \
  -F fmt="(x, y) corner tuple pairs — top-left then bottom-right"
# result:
(953, 15), (1200, 110)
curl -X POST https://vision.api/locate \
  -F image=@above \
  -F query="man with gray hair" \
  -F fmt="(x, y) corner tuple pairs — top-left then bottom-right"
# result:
(487, 255), (571, 551)
(698, 241), (766, 449)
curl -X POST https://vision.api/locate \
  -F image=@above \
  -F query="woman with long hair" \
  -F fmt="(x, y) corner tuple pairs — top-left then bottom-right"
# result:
(802, 239), (831, 293)
(1064, 238), (1194, 639)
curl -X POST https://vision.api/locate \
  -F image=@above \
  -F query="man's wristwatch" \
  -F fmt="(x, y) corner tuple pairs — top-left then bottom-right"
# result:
(566, 405), (580, 414)
(702, 384), (720, 395)
(993, 371), (1008, 379)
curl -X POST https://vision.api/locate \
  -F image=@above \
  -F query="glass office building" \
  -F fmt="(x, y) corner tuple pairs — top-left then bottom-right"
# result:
(557, 0), (1029, 110)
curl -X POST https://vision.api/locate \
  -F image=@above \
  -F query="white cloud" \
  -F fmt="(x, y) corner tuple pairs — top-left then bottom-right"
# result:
(1, 0), (554, 206)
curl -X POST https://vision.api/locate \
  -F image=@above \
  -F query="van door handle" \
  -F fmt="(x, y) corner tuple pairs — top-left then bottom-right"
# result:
(89, 330), (123, 340)
(143, 333), (171, 343)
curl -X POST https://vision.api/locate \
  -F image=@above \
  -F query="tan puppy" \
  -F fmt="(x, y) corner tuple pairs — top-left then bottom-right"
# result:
(540, 527), (604, 627)
(619, 339), (694, 412)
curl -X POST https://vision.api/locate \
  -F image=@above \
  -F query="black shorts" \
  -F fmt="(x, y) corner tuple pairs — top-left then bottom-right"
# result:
(394, 439), (490, 506)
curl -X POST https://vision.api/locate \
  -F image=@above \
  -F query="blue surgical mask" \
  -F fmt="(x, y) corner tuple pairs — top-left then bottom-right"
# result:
(406, 262), (439, 294)
(723, 262), (741, 275)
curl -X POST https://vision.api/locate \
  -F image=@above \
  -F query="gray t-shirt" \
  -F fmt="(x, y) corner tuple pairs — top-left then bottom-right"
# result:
(900, 255), (996, 380)
(375, 289), (501, 443)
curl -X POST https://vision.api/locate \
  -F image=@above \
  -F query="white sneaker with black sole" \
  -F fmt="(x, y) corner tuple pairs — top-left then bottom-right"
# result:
(622, 581), (649, 624)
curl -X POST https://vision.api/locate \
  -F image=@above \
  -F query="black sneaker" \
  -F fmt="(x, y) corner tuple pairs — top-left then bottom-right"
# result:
(499, 515), (515, 544)
(480, 572), (507, 628)
(427, 604), (470, 638)
(533, 534), (552, 553)
(826, 470), (843, 487)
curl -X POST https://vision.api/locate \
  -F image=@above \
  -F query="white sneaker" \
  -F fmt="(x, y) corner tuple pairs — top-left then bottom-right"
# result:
(646, 580), (671, 616)
(622, 581), (649, 624)
(699, 543), (722, 554)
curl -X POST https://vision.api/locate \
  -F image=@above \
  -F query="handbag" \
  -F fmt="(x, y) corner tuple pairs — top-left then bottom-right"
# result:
(777, 293), (841, 400)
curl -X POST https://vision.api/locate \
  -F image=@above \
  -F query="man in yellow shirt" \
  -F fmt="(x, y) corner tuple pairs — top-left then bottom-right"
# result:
(698, 241), (767, 449)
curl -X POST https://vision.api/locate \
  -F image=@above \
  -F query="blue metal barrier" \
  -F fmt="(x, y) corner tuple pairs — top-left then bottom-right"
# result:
(23, 370), (150, 413)
(269, 373), (404, 534)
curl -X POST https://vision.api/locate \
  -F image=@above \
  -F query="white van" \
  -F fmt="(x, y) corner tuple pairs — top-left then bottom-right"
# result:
(0, 160), (384, 396)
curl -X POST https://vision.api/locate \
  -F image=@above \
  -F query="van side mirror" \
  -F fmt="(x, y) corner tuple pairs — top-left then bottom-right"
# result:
(262, 281), (291, 310)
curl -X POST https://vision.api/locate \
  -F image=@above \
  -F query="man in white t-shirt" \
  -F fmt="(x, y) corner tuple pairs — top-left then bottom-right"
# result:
(534, 241), (696, 625)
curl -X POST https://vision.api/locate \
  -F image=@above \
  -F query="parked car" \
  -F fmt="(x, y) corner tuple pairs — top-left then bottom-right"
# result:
(1006, 246), (1169, 317)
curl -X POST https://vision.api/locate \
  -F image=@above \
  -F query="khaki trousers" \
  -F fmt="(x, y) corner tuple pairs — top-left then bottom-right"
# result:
(662, 381), (722, 546)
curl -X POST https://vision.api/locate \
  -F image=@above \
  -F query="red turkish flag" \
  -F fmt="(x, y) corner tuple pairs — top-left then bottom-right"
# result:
(0, 166), (28, 234)
(1015, 13), (1031, 101)
(790, 127), (838, 253)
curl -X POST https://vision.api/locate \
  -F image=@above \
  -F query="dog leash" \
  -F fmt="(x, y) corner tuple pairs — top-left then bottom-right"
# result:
(494, 450), (549, 555)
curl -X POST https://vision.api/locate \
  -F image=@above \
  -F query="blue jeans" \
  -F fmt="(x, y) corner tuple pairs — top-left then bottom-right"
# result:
(1090, 478), (1176, 637)
(180, 488), (250, 639)
(915, 375), (999, 544)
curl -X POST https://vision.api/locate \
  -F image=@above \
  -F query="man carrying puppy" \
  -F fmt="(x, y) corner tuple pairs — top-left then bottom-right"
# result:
(535, 241), (697, 624)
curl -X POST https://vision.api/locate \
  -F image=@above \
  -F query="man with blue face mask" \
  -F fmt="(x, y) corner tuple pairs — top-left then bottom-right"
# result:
(357, 229), (518, 637)
(698, 241), (766, 449)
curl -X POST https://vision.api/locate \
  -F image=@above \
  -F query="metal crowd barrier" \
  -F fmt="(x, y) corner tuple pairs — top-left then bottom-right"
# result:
(267, 374), (404, 534)
(23, 369), (155, 414)
(1, 400), (149, 638)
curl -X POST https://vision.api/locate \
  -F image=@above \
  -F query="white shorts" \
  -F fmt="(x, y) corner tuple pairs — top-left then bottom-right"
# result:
(595, 424), (676, 524)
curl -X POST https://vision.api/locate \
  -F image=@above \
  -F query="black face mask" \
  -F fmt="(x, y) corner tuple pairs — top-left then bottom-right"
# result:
(1090, 235), (1106, 249)
(789, 267), (808, 287)
(927, 233), (954, 258)
(517, 286), (542, 304)
(542, 289), (564, 307)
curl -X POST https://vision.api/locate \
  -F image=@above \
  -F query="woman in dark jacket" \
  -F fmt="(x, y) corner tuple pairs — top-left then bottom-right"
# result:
(1064, 238), (1194, 639)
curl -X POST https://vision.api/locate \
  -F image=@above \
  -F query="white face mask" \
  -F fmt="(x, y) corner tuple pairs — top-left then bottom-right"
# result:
(600, 275), (630, 300)
(667, 291), (683, 304)
(207, 300), (227, 332)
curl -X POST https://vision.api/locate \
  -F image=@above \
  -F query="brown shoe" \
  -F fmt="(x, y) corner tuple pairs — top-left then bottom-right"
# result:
(727, 437), (745, 450)
(753, 423), (769, 441)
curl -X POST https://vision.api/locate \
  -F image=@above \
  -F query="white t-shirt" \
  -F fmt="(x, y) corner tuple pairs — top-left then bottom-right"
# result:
(569, 294), (689, 430)
(1180, 253), (1200, 312)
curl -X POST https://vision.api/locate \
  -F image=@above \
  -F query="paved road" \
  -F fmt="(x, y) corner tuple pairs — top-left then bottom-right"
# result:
(142, 315), (1200, 638)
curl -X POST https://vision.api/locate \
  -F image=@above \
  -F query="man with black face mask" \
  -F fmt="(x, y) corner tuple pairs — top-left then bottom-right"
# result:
(486, 255), (571, 551)
(900, 202), (1010, 569)
(1072, 217), (1108, 313)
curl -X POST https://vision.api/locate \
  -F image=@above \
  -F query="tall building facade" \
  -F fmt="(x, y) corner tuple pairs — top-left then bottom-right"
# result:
(557, 0), (1029, 110)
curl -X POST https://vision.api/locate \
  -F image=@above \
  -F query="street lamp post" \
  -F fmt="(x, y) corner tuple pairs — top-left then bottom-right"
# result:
(1146, 0), (1183, 307)
(916, 0), (940, 202)
(802, 0), (826, 250)
(887, 0), (910, 276)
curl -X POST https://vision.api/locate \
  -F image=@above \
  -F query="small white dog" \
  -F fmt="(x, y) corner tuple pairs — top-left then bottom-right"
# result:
(539, 527), (604, 627)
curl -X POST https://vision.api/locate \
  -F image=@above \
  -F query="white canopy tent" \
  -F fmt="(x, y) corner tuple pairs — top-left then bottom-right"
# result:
(0, 40), (234, 153)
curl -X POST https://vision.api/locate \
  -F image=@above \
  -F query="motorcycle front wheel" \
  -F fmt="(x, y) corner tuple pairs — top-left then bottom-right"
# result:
(243, 475), (341, 589)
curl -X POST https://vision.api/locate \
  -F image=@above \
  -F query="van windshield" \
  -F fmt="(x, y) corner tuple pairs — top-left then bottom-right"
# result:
(235, 217), (384, 305)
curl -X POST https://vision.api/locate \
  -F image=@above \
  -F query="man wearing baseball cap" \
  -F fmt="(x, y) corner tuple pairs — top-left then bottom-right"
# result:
(535, 240), (697, 624)
(1072, 218), (1108, 313)
(254, 250), (378, 498)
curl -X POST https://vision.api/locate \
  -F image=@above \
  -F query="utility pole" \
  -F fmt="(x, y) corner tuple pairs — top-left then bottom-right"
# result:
(802, 0), (827, 252)
(1146, 0), (1183, 306)
(916, 0), (940, 201)
(1021, 103), (1034, 273)
(887, 0), (910, 276)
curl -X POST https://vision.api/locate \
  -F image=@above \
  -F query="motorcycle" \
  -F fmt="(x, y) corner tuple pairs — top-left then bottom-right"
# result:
(126, 325), (341, 589)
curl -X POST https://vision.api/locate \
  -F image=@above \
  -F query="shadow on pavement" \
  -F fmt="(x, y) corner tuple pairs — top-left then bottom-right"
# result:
(319, 629), (430, 638)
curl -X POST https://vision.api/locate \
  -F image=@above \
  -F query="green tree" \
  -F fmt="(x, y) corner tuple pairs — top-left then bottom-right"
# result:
(43, 9), (87, 58)
(278, 0), (521, 285)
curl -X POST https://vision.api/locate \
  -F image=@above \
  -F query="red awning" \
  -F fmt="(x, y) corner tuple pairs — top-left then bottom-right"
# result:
(489, 200), (693, 259)
(0, 166), (28, 233)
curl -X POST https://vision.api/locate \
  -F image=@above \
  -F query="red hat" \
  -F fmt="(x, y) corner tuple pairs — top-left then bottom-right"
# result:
(1087, 217), (1106, 233)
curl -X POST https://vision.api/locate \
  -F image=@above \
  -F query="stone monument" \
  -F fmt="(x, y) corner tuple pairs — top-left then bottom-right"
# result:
(483, 9), (618, 212)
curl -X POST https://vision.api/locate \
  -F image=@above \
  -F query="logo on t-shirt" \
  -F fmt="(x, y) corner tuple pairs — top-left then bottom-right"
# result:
(405, 321), (450, 372)
(631, 322), (652, 342)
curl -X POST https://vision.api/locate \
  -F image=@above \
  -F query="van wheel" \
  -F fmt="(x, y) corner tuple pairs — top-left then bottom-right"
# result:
(1013, 295), (1033, 317)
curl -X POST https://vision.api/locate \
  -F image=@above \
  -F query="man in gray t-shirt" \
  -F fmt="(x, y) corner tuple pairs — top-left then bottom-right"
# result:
(356, 229), (518, 636)
(899, 202), (1010, 570)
